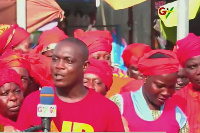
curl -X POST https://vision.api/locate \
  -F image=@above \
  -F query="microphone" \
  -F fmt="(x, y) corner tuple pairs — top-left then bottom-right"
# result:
(37, 86), (57, 132)
(22, 125), (43, 132)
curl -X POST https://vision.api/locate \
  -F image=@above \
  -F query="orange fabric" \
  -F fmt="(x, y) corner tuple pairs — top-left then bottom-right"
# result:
(0, 50), (30, 71)
(27, 0), (64, 33)
(0, 1), (16, 25)
(0, 0), (64, 33)
(105, 76), (133, 98)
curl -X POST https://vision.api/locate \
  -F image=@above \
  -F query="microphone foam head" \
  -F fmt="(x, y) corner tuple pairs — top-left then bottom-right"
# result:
(40, 86), (54, 105)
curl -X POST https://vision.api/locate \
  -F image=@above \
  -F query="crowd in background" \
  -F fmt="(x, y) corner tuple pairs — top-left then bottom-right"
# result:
(0, 23), (199, 133)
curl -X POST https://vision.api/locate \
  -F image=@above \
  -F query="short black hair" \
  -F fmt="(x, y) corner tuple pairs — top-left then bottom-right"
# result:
(148, 53), (172, 59)
(58, 37), (89, 61)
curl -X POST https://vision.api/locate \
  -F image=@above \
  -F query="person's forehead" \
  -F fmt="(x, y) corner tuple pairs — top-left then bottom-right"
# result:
(0, 82), (17, 90)
(11, 67), (29, 76)
(53, 44), (81, 55)
(91, 51), (110, 55)
(55, 42), (83, 52)
(84, 73), (100, 79)
(186, 55), (200, 64)
(150, 73), (175, 80)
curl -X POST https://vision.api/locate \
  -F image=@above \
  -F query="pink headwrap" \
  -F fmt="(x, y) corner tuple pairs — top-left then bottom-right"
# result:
(138, 49), (179, 76)
(122, 43), (152, 68)
(74, 29), (113, 55)
(176, 33), (200, 67)
(32, 27), (68, 54)
(0, 68), (23, 89)
(85, 58), (113, 90)
(0, 24), (30, 55)
(0, 50), (30, 71)
(23, 53), (53, 87)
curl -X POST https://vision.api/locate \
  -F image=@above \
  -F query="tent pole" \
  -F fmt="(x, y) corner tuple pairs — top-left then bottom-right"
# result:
(16, 0), (27, 29)
(100, 0), (107, 30)
(177, 0), (189, 40)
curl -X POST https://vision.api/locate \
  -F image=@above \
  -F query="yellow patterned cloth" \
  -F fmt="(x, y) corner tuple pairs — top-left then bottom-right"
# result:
(113, 67), (128, 78)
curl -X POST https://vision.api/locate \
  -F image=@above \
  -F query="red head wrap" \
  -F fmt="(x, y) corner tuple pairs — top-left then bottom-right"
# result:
(122, 43), (152, 68)
(24, 53), (53, 87)
(74, 29), (113, 55)
(138, 49), (179, 76)
(176, 33), (200, 67)
(0, 68), (23, 89)
(0, 50), (30, 71)
(32, 27), (68, 54)
(0, 24), (30, 55)
(85, 58), (113, 90)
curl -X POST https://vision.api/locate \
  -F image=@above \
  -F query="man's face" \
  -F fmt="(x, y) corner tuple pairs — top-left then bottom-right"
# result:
(51, 42), (87, 88)
(185, 55), (200, 90)
(0, 82), (24, 121)
(175, 67), (189, 91)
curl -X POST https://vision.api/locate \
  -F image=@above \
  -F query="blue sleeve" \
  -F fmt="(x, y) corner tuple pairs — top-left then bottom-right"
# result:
(175, 106), (187, 128)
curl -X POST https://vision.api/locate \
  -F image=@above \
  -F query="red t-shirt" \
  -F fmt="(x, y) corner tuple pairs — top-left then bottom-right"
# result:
(0, 114), (16, 127)
(171, 83), (200, 133)
(16, 88), (124, 132)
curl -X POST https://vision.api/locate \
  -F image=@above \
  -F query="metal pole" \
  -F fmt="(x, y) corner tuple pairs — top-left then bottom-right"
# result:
(100, 0), (107, 30)
(177, 0), (189, 40)
(151, 0), (155, 49)
(128, 7), (133, 44)
(16, 0), (27, 29)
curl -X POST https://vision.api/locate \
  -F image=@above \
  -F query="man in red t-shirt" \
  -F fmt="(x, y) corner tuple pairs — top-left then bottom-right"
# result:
(16, 37), (124, 132)
(171, 33), (200, 133)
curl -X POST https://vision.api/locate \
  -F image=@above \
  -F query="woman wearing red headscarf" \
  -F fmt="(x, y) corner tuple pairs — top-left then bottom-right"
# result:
(84, 58), (113, 95)
(23, 53), (53, 88)
(0, 24), (31, 55)
(0, 50), (31, 97)
(0, 68), (24, 122)
(74, 29), (133, 98)
(74, 29), (113, 65)
(0, 50), (52, 97)
(110, 50), (188, 132)
(119, 43), (152, 93)
(122, 43), (152, 79)
(171, 33), (200, 133)
(31, 27), (68, 57)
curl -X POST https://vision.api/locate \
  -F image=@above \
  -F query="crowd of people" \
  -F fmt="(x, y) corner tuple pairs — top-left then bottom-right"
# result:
(0, 23), (199, 133)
